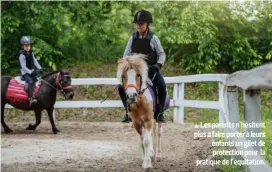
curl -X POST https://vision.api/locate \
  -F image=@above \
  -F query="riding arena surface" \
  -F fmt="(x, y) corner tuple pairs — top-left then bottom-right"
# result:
(1, 121), (217, 172)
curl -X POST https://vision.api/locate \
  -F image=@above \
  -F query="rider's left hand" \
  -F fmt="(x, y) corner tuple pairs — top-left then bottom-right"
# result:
(152, 63), (162, 72)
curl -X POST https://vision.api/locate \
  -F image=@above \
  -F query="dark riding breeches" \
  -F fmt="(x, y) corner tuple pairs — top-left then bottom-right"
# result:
(23, 73), (35, 98)
(148, 69), (167, 111)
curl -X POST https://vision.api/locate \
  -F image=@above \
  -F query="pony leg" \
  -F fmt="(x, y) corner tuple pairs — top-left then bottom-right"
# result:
(140, 133), (144, 155)
(142, 122), (153, 169)
(26, 110), (41, 130)
(155, 122), (162, 159)
(133, 122), (145, 155)
(46, 107), (60, 134)
(151, 119), (156, 162)
(147, 121), (154, 158)
(1, 101), (12, 133)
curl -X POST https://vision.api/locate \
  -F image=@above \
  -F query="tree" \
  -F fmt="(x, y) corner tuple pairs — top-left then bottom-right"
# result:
(1, 1), (271, 75)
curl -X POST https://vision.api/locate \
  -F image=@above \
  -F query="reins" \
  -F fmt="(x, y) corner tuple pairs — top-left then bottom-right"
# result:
(39, 72), (72, 94)
(138, 72), (157, 94)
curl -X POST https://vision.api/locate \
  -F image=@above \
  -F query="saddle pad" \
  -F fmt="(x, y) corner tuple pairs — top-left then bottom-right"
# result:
(148, 86), (170, 113)
(6, 78), (42, 103)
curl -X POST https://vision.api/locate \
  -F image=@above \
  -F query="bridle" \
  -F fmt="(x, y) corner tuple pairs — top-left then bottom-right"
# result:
(55, 72), (72, 93)
(40, 72), (72, 98)
(122, 71), (157, 96)
(122, 73), (143, 95)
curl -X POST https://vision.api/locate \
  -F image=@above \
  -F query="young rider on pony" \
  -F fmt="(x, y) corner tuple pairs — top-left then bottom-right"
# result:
(19, 36), (42, 107)
(119, 10), (167, 123)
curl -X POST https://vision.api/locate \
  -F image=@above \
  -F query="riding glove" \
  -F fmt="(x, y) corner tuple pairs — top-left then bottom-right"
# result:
(150, 63), (162, 73)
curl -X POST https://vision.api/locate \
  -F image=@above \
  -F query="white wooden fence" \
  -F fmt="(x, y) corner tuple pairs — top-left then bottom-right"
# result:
(223, 63), (272, 172)
(6, 74), (228, 124)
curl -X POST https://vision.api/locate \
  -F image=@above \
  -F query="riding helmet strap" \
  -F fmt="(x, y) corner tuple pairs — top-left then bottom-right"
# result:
(142, 24), (149, 35)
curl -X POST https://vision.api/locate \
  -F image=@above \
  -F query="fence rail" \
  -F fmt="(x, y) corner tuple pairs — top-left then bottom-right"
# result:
(71, 74), (228, 85)
(6, 74), (227, 119)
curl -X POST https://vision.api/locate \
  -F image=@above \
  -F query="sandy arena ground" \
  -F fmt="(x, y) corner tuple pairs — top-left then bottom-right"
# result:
(1, 121), (218, 172)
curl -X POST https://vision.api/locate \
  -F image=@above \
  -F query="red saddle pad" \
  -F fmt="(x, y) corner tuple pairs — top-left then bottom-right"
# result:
(6, 78), (42, 103)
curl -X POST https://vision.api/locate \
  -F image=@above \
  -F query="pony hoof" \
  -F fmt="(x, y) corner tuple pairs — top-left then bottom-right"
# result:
(155, 156), (162, 162)
(4, 128), (13, 134)
(144, 168), (152, 172)
(53, 128), (60, 134)
(26, 124), (35, 130)
(151, 156), (155, 163)
(142, 161), (152, 170)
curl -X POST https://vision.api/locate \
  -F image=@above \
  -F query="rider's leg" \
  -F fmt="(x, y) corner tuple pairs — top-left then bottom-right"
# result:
(23, 74), (37, 107)
(149, 70), (166, 122)
(118, 84), (131, 123)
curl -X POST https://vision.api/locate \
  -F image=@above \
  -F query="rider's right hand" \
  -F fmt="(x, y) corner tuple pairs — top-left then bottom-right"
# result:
(31, 71), (37, 77)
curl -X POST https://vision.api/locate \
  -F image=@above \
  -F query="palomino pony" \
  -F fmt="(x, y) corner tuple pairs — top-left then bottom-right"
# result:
(1, 70), (74, 134)
(117, 54), (163, 170)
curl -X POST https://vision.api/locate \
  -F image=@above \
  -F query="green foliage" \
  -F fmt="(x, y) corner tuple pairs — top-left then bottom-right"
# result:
(1, 1), (66, 73)
(153, 1), (272, 73)
(1, 1), (272, 75)
(32, 38), (64, 70)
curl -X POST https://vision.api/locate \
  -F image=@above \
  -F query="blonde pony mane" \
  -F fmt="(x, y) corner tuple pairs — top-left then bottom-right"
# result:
(117, 54), (148, 89)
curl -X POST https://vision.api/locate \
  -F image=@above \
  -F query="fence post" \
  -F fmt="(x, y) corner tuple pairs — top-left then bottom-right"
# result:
(227, 86), (244, 161)
(173, 83), (178, 123)
(177, 83), (184, 124)
(218, 82), (225, 123)
(244, 90), (261, 172)
(244, 90), (261, 152)
(227, 86), (240, 129)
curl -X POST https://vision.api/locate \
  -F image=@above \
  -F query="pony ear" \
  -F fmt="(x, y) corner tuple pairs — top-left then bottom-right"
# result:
(118, 58), (124, 64)
(60, 69), (72, 74)
(67, 69), (72, 74)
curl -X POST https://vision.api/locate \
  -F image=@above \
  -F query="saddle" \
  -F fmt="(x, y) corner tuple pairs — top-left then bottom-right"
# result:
(14, 76), (40, 91)
(146, 79), (170, 117)
(6, 77), (42, 103)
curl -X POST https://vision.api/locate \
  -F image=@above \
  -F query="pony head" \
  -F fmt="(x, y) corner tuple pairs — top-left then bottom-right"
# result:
(117, 54), (148, 103)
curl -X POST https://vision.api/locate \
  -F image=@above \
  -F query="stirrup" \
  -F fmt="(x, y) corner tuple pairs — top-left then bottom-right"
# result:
(29, 98), (37, 107)
(156, 112), (166, 123)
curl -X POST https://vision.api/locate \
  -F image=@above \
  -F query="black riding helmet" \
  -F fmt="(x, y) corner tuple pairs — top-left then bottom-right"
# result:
(20, 36), (32, 45)
(133, 10), (153, 24)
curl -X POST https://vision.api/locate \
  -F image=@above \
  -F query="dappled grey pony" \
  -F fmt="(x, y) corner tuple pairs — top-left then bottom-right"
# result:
(1, 70), (74, 134)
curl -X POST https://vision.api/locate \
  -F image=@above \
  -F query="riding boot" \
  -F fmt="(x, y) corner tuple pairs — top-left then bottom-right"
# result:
(156, 111), (166, 123)
(150, 71), (167, 123)
(156, 99), (166, 123)
(118, 85), (131, 123)
(28, 84), (37, 107)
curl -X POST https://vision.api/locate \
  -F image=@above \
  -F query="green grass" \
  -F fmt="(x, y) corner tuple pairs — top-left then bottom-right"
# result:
(184, 108), (219, 124)
(262, 99), (272, 165)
